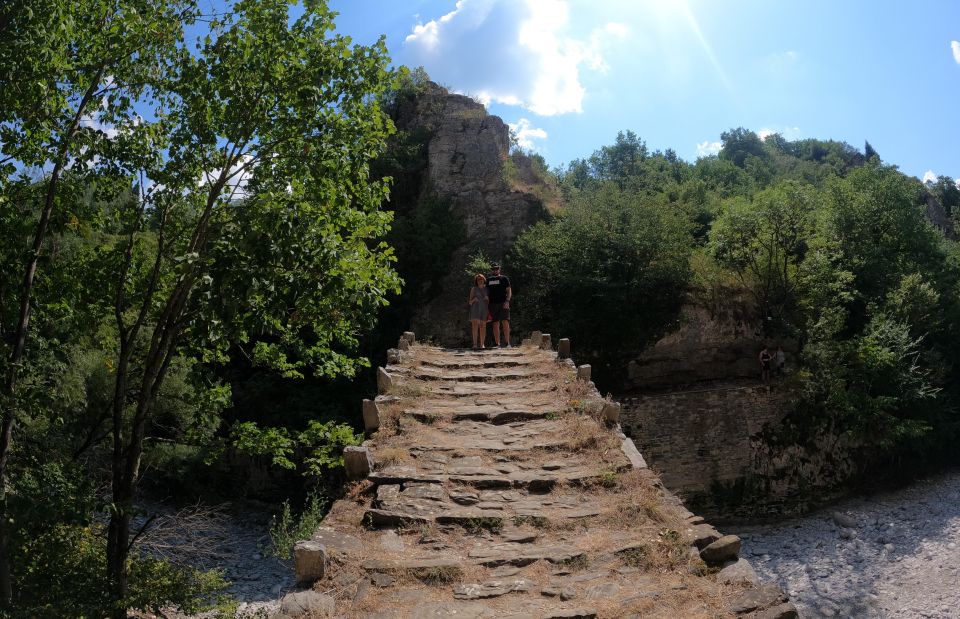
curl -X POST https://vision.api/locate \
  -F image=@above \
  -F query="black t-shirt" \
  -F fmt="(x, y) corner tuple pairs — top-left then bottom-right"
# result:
(486, 274), (511, 303)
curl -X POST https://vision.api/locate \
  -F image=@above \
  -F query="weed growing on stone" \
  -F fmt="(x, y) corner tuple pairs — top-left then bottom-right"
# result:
(599, 468), (618, 488)
(559, 554), (589, 572)
(413, 565), (462, 585)
(513, 515), (549, 529)
(463, 516), (503, 534)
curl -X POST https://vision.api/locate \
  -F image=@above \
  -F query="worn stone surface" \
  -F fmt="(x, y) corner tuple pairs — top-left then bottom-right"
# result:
(700, 535), (742, 566)
(293, 342), (790, 618)
(293, 541), (326, 583)
(343, 446), (374, 481)
(278, 590), (335, 616)
(717, 558), (760, 585)
(362, 399), (381, 432)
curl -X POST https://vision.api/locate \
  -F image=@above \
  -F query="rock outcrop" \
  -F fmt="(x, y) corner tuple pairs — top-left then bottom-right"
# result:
(392, 82), (549, 346)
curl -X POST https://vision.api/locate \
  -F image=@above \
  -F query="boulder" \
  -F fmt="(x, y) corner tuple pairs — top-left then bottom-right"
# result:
(728, 584), (787, 614)
(716, 558), (759, 585)
(752, 602), (799, 619)
(700, 535), (741, 566)
(278, 589), (335, 617)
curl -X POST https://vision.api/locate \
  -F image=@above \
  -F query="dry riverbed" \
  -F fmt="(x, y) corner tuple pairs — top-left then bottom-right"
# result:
(731, 468), (960, 618)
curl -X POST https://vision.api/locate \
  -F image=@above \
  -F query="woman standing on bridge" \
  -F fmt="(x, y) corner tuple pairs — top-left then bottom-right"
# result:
(468, 273), (490, 350)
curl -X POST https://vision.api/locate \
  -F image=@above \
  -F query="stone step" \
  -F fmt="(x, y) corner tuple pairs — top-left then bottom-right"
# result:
(367, 466), (615, 490)
(408, 367), (551, 382)
(420, 358), (533, 369)
(404, 407), (554, 425)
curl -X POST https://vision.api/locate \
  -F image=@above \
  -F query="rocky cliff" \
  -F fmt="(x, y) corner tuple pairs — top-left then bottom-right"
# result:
(390, 82), (550, 346)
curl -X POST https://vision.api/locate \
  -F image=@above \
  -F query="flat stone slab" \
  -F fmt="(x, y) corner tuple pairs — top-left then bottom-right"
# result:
(363, 557), (463, 572)
(468, 543), (587, 567)
(420, 358), (532, 369)
(453, 578), (534, 600)
(412, 367), (548, 382)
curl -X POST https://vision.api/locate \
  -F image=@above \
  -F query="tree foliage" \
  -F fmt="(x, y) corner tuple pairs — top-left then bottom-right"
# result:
(0, 0), (398, 614)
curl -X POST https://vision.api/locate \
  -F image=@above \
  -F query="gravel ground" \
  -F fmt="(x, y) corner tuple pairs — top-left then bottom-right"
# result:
(134, 500), (293, 617)
(731, 469), (960, 619)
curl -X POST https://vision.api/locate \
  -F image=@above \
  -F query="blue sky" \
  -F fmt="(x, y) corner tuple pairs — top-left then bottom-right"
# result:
(328, 0), (960, 183)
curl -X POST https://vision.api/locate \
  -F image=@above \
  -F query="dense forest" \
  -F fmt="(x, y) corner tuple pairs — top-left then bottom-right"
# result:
(3, 1), (960, 616)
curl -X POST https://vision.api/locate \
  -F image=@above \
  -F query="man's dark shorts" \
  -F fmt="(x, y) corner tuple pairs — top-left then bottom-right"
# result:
(489, 303), (510, 322)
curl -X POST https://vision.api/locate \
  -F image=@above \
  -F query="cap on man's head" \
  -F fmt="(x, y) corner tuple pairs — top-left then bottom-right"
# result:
(491, 262), (500, 268)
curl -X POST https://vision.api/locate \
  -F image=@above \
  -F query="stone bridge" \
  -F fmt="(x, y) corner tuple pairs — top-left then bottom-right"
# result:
(277, 334), (798, 619)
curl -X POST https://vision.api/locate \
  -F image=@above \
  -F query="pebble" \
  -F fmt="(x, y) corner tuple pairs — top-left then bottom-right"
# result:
(733, 469), (960, 619)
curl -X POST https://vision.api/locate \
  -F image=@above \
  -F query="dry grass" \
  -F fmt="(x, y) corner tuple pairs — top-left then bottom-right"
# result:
(375, 446), (410, 468)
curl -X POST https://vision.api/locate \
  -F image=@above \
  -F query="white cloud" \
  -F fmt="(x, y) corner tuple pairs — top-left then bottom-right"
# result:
(403, 0), (627, 116)
(951, 40), (960, 64)
(757, 126), (801, 141)
(923, 170), (937, 184)
(696, 140), (721, 157)
(508, 118), (548, 150)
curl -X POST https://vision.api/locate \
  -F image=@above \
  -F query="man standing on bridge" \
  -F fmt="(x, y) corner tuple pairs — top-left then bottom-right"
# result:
(487, 261), (512, 347)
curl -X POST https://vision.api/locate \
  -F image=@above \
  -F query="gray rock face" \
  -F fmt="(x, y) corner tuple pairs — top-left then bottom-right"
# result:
(397, 83), (549, 346)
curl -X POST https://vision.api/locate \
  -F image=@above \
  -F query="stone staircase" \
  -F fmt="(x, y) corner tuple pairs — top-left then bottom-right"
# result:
(279, 334), (798, 619)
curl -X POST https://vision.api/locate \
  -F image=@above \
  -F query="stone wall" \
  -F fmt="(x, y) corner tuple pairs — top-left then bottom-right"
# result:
(620, 383), (860, 522)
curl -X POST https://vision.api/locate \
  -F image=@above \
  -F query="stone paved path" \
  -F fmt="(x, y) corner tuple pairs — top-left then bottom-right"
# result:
(283, 339), (798, 619)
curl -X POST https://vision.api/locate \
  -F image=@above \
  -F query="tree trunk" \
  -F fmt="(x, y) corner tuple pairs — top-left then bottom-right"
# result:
(0, 64), (106, 610)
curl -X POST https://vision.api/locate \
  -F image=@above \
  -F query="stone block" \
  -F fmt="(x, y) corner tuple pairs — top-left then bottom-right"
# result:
(620, 438), (647, 469)
(377, 367), (393, 394)
(716, 558), (759, 585)
(699, 534), (741, 566)
(362, 399), (380, 432)
(728, 584), (787, 614)
(754, 602), (799, 619)
(577, 365), (592, 382)
(402, 331), (416, 345)
(343, 446), (374, 481)
(558, 338), (571, 359)
(531, 330), (542, 345)
(397, 337), (410, 351)
(540, 333), (552, 350)
(294, 541), (328, 584)
(601, 401), (621, 424)
(386, 348), (402, 364)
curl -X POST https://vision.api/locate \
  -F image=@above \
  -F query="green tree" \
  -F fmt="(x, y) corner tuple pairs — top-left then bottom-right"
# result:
(87, 1), (399, 613)
(0, 0), (196, 606)
(511, 183), (692, 385)
(710, 181), (815, 333)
